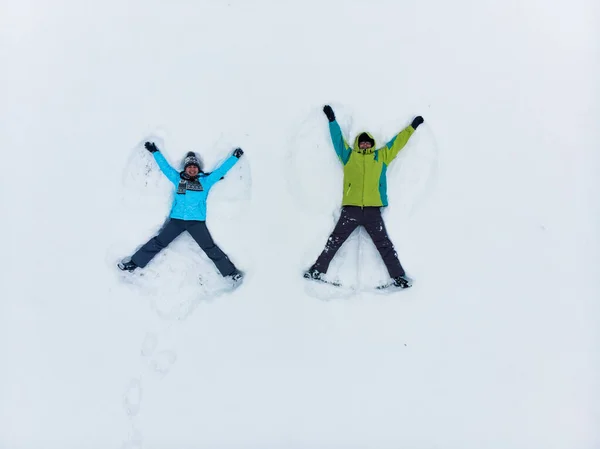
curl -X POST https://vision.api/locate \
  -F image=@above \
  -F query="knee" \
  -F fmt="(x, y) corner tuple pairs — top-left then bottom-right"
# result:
(326, 235), (342, 246)
(153, 236), (169, 248)
(204, 245), (223, 258)
(375, 238), (394, 249)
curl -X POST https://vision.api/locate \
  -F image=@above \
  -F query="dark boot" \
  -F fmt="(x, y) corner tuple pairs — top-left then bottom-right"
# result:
(118, 260), (138, 272)
(392, 275), (412, 288)
(227, 269), (244, 282)
(303, 265), (324, 280)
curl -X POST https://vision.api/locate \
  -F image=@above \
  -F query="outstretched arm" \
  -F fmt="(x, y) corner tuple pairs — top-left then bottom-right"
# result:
(379, 116), (423, 165)
(323, 105), (352, 165)
(203, 148), (243, 189)
(145, 142), (179, 185)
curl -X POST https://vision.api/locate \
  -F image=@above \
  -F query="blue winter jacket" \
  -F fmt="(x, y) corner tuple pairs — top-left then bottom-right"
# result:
(153, 151), (239, 221)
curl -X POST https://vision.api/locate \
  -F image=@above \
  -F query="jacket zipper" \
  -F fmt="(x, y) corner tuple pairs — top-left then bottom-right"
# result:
(362, 152), (366, 208)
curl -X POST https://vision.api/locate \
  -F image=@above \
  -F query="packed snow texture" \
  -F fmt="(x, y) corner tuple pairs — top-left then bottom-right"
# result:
(1, 0), (599, 448)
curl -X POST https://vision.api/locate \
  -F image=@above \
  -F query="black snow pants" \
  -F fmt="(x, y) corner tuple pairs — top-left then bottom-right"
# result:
(312, 206), (405, 278)
(131, 219), (237, 276)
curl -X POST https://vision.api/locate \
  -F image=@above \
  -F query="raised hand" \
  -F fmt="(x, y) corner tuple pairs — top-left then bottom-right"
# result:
(411, 116), (424, 130)
(144, 142), (158, 153)
(323, 105), (335, 122)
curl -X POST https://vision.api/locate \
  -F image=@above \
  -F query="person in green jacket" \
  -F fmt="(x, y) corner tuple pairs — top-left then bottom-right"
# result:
(304, 105), (424, 288)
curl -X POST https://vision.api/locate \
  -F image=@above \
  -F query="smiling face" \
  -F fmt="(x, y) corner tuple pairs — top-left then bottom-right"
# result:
(358, 140), (373, 150)
(185, 165), (199, 177)
(355, 132), (375, 151)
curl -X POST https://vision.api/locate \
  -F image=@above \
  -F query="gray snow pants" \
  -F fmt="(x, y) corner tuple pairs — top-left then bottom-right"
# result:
(312, 206), (405, 278)
(131, 219), (236, 276)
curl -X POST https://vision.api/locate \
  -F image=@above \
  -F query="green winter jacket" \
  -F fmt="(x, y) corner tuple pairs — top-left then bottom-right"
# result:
(328, 120), (415, 207)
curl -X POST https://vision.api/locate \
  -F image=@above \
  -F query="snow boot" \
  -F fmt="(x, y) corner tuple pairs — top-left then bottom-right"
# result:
(227, 269), (244, 283)
(392, 275), (412, 288)
(303, 266), (324, 280)
(118, 260), (138, 272)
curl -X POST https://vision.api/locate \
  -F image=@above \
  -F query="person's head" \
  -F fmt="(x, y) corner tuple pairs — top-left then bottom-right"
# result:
(357, 132), (375, 150)
(183, 152), (201, 176)
(185, 164), (199, 176)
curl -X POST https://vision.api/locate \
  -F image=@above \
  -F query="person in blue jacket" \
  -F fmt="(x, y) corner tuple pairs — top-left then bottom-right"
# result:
(118, 141), (244, 282)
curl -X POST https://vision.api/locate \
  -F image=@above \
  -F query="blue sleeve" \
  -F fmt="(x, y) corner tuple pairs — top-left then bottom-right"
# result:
(203, 155), (239, 190)
(153, 152), (179, 185)
(329, 120), (352, 165)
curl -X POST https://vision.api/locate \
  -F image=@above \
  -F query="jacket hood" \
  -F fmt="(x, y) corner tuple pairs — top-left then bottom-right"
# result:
(353, 132), (376, 154)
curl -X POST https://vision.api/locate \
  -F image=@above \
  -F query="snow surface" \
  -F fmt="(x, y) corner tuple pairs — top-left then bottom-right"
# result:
(1, 0), (599, 448)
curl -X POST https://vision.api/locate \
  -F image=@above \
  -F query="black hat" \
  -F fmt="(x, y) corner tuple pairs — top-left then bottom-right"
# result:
(183, 151), (201, 169)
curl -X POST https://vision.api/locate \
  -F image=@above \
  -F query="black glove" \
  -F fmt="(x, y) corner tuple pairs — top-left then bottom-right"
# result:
(233, 148), (244, 158)
(323, 105), (335, 122)
(411, 116), (424, 130)
(144, 142), (158, 153)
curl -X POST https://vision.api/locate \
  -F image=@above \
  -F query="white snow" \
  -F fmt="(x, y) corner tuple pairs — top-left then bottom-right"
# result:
(1, 0), (599, 448)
